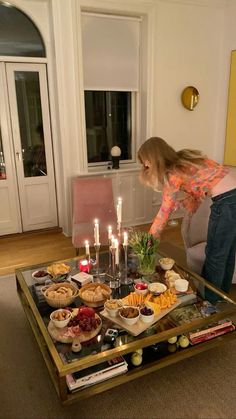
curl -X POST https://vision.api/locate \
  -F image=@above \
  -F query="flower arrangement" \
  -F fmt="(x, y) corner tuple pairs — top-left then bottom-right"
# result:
(129, 231), (159, 275)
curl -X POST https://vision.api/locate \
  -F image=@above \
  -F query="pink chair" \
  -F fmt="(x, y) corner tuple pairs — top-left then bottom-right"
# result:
(72, 177), (117, 255)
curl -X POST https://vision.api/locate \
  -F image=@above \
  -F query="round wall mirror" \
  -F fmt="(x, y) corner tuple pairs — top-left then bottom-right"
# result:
(181, 86), (199, 111)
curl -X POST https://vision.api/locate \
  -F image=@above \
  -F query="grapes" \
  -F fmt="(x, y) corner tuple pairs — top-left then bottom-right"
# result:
(140, 306), (153, 316)
(68, 309), (101, 332)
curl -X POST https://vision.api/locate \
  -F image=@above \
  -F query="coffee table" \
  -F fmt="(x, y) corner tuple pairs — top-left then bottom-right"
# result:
(15, 249), (236, 405)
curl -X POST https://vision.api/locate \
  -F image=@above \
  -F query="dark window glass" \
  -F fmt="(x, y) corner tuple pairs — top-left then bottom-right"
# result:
(0, 3), (45, 57)
(84, 91), (132, 163)
(15, 71), (47, 177)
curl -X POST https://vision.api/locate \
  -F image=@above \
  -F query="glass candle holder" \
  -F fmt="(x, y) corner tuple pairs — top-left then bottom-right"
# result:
(79, 259), (90, 273)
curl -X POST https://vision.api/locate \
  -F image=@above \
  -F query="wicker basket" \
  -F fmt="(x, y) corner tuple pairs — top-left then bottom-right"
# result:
(79, 283), (112, 307)
(43, 282), (79, 308)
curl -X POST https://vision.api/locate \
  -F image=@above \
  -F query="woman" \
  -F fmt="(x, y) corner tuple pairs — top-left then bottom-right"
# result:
(138, 137), (236, 303)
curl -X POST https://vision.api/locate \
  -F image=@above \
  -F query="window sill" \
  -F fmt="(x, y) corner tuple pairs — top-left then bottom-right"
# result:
(86, 162), (140, 176)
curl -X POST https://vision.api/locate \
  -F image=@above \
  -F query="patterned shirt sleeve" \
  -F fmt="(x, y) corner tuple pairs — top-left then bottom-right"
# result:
(149, 179), (180, 239)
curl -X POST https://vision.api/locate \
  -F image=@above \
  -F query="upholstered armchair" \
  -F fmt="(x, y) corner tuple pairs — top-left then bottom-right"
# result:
(181, 197), (236, 283)
(72, 177), (117, 255)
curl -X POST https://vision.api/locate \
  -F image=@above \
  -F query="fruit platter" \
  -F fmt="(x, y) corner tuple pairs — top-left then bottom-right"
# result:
(48, 306), (102, 345)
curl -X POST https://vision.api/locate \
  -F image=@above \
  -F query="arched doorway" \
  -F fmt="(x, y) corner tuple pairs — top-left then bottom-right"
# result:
(0, 2), (58, 235)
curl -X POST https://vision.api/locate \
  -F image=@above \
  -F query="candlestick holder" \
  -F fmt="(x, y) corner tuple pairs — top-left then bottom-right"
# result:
(93, 243), (104, 283)
(108, 239), (112, 274)
(121, 244), (133, 285)
(109, 246), (120, 289)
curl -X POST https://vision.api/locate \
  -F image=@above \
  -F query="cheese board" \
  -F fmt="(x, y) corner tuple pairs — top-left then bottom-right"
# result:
(100, 299), (182, 336)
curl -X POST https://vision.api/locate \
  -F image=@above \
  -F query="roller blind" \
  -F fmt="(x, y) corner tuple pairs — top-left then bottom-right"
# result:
(81, 13), (140, 91)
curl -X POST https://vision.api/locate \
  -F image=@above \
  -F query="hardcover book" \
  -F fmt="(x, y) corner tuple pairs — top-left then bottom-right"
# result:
(189, 324), (235, 345)
(62, 355), (128, 391)
(189, 319), (233, 340)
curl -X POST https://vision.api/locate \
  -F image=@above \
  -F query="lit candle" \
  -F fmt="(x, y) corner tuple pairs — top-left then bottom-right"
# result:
(111, 235), (115, 248)
(123, 231), (128, 246)
(85, 240), (90, 256)
(114, 238), (119, 265)
(94, 219), (100, 245)
(108, 225), (112, 240)
(117, 197), (122, 223)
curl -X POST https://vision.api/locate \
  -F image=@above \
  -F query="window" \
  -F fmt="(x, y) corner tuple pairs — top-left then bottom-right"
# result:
(81, 12), (140, 166)
(84, 91), (132, 163)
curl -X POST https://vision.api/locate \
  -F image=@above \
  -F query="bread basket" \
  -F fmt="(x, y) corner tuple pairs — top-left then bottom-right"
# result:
(79, 283), (112, 307)
(43, 282), (79, 308)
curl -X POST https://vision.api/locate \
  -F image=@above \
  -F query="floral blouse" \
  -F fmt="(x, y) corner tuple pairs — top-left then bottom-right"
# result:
(149, 159), (228, 238)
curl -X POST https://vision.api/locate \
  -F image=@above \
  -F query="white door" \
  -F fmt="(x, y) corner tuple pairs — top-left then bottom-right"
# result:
(0, 62), (58, 235)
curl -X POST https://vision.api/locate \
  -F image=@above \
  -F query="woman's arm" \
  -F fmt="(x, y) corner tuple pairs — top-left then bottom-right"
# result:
(149, 188), (178, 239)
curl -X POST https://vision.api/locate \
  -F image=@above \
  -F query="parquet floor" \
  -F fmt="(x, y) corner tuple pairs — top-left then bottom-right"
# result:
(0, 221), (184, 276)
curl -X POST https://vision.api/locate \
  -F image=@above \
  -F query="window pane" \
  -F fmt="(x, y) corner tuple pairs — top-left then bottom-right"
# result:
(15, 71), (47, 177)
(84, 91), (132, 163)
(0, 4), (45, 57)
(0, 127), (6, 180)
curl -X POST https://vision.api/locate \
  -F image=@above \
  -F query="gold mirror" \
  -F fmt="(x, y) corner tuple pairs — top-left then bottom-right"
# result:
(181, 86), (199, 111)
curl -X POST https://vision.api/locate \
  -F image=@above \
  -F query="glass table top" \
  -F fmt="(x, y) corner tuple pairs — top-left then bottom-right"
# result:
(16, 250), (236, 375)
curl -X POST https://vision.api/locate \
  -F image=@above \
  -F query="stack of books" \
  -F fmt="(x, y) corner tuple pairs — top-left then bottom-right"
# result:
(62, 355), (128, 392)
(188, 319), (235, 345)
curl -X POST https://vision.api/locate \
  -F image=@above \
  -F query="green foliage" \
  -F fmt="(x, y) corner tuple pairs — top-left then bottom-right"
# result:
(129, 231), (159, 257)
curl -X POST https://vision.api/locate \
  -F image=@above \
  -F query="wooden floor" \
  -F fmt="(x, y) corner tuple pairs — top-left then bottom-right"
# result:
(0, 221), (184, 276)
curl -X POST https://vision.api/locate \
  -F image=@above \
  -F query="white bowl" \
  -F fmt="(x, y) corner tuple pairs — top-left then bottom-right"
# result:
(159, 258), (175, 270)
(119, 306), (140, 325)
(104, 299), (122, 317)
(175, 279), (189, 292)
(140, 307), (155, 323)
(50, 309), (72, 328)
(148, 282), (167, 295)
(134, 283), (149, 296)
(32, 269), (51, 284)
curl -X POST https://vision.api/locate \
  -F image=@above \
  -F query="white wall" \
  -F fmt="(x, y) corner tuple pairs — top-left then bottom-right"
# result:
(151, 1), (227, 160)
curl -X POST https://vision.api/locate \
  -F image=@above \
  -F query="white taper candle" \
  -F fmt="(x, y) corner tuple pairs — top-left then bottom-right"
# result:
(85, 240), (90, 256)
(94, 219), (100, 245)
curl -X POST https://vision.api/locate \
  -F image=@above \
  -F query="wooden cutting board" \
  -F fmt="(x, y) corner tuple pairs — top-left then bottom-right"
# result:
(100, 299), (182, 336)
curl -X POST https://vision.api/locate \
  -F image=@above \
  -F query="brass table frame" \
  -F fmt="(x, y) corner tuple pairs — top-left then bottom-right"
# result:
(16, 253), (236, 405)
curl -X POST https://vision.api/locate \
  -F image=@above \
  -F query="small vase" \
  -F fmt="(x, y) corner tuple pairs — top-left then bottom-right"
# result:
(136, 253), (156, 277)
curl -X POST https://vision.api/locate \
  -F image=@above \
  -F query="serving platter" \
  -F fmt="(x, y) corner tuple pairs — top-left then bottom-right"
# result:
(48, 312), (102, 344)
(100, 299), (182, 336)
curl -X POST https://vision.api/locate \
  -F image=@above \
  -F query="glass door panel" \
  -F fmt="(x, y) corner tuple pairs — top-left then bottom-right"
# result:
(14, 71), (47, 177)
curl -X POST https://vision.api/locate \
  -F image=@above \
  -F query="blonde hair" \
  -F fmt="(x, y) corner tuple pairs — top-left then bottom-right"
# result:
(138, 137), (206, 187)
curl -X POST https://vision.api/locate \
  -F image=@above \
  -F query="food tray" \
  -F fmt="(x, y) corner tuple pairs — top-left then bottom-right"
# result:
(100, 299), (182, 336)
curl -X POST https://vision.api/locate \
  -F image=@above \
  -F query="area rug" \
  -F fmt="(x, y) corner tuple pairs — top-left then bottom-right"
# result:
(1, 274), (236, 419)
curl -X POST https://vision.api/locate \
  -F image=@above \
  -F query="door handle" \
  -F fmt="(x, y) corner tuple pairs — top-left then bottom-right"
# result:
(16, 151), (21, 162)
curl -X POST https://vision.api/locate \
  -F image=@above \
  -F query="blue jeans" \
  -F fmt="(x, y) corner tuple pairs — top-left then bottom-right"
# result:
(202, 188), (236, 303)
